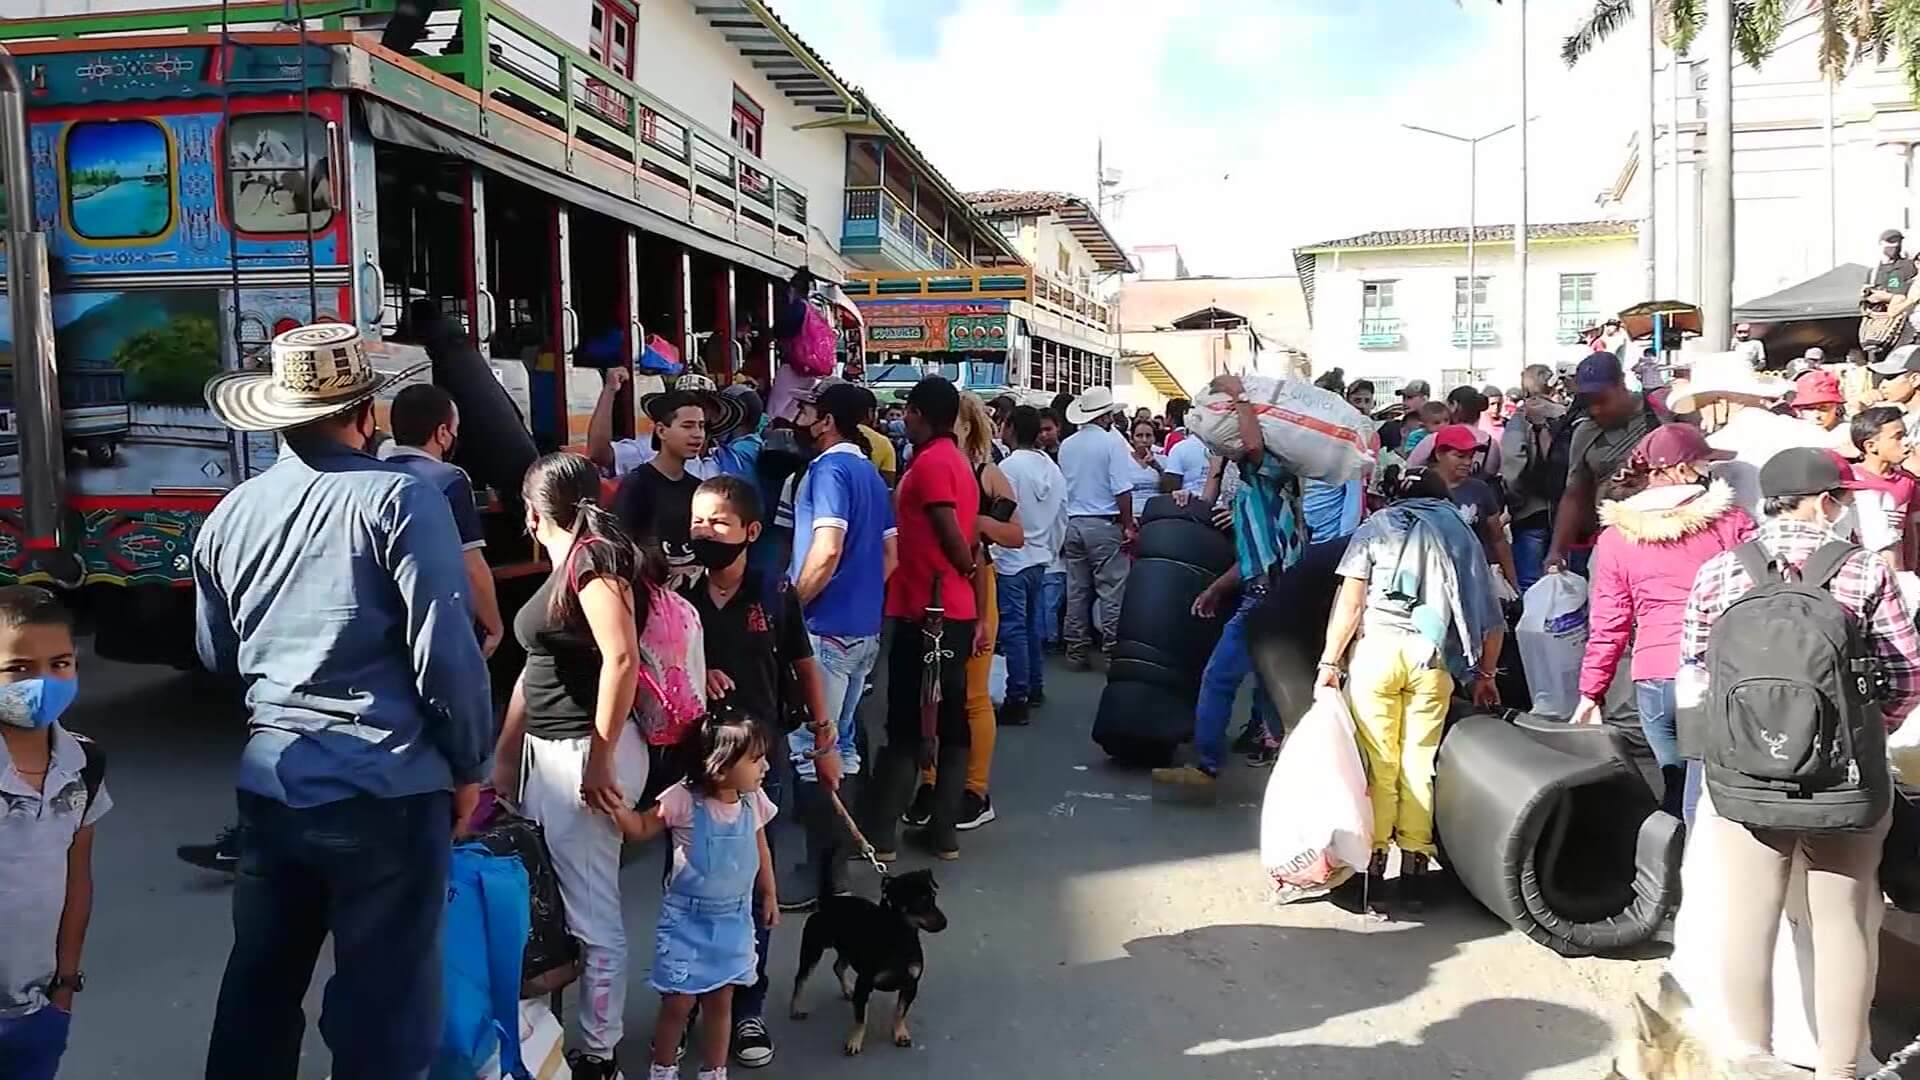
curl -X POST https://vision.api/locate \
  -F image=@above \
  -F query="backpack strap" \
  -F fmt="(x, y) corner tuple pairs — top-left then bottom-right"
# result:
(1733, 539), (1782, 586)
(73, 733), (104, 816)
(1800, 540), (1861, 592)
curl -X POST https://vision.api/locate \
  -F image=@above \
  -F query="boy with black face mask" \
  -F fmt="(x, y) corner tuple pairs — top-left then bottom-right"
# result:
(676, 475), (830, 1067)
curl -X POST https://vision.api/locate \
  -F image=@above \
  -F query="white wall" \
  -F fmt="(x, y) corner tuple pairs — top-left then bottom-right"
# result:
(1634, 13), (1920, 311)
(1306, 237), (1641, 392)
(627, 0), (847, 253)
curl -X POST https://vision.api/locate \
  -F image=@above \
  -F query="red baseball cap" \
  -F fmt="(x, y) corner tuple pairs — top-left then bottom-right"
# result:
(1430, 424), (1480, 455)
(1630, 422), (1734, 471)
(1792, 370), (1844, 409)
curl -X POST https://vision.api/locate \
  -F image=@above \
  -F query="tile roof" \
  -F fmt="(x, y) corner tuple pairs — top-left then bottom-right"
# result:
(1297, 219), (1640, 251)
(964, 190), (1085, 216)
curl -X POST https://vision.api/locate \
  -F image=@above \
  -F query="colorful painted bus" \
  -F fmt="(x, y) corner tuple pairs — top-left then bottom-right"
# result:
(0, 0), (822, 666)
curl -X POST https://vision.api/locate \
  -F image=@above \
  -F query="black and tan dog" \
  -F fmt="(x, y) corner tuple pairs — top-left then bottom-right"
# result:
(788, 868), (948, 1055)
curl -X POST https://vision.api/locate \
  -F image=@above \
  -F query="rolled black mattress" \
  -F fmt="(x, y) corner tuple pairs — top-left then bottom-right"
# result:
(1092, 496), (1235, 766)
(1435, 713), (1682, 956)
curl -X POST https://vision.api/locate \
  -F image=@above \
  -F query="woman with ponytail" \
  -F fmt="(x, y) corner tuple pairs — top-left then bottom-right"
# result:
(490, 452), (703, 1080)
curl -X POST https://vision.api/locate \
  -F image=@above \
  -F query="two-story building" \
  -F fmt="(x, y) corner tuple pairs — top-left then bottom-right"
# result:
(1293, 220), (1641, 395)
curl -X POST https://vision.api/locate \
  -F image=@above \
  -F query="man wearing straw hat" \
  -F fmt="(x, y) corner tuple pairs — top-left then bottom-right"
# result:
(193, 324), (493, 1080)
(1667, 351), (1827, 521)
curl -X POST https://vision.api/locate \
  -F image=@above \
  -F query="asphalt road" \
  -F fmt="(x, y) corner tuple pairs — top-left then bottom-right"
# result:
(57, 644), (1672, 1079)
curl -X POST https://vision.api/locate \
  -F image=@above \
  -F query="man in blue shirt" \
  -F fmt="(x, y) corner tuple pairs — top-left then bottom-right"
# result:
(381, 383), (504, 656)
(195, 326), (492, 1080)
(787, 380), (895, 904)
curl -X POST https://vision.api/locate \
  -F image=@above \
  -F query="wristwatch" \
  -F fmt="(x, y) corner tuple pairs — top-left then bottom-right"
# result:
(48, 971), (83, 994)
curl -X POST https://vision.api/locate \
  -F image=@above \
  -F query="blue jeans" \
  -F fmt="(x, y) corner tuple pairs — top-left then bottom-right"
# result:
(1194, 590), (1275, 774)
(789, 633), (880, 779)
(207, 791), (451, 1080)
(0, 1005), (70, 1080)
(1636, 678), (1685, 818)
(1041, 571), (1066, 646)
(996, 564), (1047, 700)
(1513, 523), (1550, 598)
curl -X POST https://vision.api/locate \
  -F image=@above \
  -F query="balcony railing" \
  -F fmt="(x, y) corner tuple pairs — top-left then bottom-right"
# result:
(1451, 314), (1497, 346)
(1032, 273), (1113, 334)
(1557, 311), (1598, 344)
(842, 186), (967, 270)
(1359, 318), (1403, 348)
(394, 0), (808, 245)
(844, 267), (1033, 301)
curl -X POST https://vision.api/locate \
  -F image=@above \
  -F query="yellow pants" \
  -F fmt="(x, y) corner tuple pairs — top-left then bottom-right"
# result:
(925, 562), (997, 797)
(1347, 631), (1453, 858)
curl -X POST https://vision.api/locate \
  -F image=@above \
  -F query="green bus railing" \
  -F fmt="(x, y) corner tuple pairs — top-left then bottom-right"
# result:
(0, 0), (367, 40)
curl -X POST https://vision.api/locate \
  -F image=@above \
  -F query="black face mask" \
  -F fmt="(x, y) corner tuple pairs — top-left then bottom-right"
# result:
(690, 536), (748, 570)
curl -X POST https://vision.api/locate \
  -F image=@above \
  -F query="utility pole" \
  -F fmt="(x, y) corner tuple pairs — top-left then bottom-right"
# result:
(1516, 0), (1530, 370)
(1641, 0), (1658, 297)
(1406, 121), (1521, 381)
(1096, 137), (1105, 219)
(1702, 0), (1735, 348)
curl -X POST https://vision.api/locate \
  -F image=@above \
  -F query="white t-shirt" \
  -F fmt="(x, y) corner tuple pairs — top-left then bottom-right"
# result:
(1058, 426), (1133, 517)
(993, 448), (1068, 576)
(1120, 452), (1168, 516)
(1, 723), (110, 1017)
(1706, 407), (1834, 520)
(1165, 435), (1213, 496)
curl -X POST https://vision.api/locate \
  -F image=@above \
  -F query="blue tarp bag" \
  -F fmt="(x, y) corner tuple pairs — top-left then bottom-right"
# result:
(432, 844), (532, 1080)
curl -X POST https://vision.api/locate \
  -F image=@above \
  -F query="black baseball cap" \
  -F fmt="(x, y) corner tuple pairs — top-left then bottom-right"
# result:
(1573, 351), (1625, 393)
(1885, 228), (1906, 243)
(1870, 344), (1920, 377)
(1758, 447), (1866, 498)
(1399, 379), (1431, 398)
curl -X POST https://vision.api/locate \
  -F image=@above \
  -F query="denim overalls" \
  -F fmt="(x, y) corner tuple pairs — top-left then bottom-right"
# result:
(650, 789), (760, 994)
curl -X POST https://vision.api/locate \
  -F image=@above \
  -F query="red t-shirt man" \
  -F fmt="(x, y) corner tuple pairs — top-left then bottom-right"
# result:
(886, 433), (980, 620)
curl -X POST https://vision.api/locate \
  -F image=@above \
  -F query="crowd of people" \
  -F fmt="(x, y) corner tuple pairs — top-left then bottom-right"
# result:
(16, 282), (1920, 1080)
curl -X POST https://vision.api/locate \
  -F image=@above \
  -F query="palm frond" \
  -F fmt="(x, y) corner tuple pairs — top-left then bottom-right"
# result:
(1818, 0), (1852, 78)
(1667, 0), (1704, 53)
(1847, 0), (1890, 65)
(1888, 0), (1920, 105)
(1732, 0), (1789, 69)
(1562, 0), (1637, 65)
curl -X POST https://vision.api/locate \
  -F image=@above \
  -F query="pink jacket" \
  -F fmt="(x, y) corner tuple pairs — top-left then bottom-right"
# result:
(1578, 480), (1754, 699)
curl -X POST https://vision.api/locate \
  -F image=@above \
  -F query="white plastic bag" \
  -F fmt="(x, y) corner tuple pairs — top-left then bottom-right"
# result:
(1261, 687), (1373, 902)
(1190, 374), (1373, 483)
(988, 654), (1008, 707)
(1516, 570), (1589, 719)
(471, 1000), (567, 1080)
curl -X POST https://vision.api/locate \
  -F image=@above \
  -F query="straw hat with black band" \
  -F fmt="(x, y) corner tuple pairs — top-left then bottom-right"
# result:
(640, 371), (745, 438)
(204, 323), (427, 432)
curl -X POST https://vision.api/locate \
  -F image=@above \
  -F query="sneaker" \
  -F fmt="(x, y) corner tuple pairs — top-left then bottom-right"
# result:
(1230, 726), (1261, 755)
(902, 783), (935, 828)
(1364, 850), (1391, 918)
(996, 699), (1030, 727)
(732, 1015), (775, 1069)
(1027, 687), (1046, 706)
(567, 1050), (623, 1079)
(955, 791), (995, 831)
(176, 825), (241, 874)
(1399, 852), (1432, 915)
(1245, 741), (1279, 767)
(1150, 765), (1218, 803)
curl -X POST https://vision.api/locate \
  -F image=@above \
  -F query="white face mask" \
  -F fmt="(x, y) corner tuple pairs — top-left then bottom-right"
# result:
(1818, 495), (1857, 540)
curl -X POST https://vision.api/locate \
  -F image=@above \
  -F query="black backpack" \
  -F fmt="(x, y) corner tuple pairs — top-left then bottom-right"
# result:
(1700, 540), (1890, 832)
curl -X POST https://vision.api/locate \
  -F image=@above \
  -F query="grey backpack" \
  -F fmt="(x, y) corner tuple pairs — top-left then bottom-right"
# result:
(1701, 540), (1890, 832)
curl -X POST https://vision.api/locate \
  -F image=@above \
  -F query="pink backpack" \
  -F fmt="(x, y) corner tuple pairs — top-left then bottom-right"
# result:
(565, 542), (707, 746)
(784, 299), (839, 378)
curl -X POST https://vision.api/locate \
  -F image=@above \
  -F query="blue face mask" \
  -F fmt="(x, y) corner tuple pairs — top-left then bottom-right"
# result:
(0, 676), (78, 730)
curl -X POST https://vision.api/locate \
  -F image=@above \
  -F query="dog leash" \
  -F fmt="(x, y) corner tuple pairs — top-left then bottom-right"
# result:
(1867, 1030), (1920, 1080)
(803, 747), (889, 876)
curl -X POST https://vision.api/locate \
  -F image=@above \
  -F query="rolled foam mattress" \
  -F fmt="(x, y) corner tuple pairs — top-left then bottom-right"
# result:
(1092, 496), (1235, 766)
(1435, 713), (1682, 956)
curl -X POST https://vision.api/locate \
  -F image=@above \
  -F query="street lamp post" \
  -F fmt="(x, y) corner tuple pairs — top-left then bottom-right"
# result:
(1404, 121), (1517, 379)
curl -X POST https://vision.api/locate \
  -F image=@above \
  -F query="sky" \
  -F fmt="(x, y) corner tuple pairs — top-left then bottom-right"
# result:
(774, 0), (1649, 277)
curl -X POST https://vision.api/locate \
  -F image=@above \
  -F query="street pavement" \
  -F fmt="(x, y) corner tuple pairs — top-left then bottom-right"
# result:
(62, 643), (1680, 1079)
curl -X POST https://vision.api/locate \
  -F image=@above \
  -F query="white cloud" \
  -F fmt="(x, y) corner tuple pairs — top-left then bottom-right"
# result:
(779, 0), (1653, 276)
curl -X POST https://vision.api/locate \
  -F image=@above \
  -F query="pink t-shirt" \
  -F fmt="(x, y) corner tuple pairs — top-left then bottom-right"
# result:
(655, 783), (776, 881)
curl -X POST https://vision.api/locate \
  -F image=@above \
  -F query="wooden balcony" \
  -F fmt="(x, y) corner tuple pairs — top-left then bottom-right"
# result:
(1451, 314), (1497, 346)
(842, 186), (967, 271)
(844, 267), (1033, 301)
(1557, 311), (1598, 344)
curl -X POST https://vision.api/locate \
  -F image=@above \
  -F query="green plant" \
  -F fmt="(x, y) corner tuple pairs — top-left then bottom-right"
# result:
(113, 315), (220, 404)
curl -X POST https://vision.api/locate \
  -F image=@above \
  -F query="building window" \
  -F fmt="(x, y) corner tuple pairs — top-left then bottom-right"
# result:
(587, 1), (635, 78)
(1557, 273), (1598, 343)
(1441, 368), (1474, 390)
(1362, 280), (1396, 319)
(1453, 276), (1489, 314)
(995, 218), (1018, 238)
(730, 86), (764, 157)
(1056, 245), (1071, 276)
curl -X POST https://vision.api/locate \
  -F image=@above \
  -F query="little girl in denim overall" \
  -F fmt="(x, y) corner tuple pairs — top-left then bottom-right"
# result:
(614, 710), (777, 1080)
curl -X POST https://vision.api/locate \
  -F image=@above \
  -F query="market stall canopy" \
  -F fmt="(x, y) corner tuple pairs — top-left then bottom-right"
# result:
(1616, 300), (1701, 342)
(1734, 264), (1870, 322)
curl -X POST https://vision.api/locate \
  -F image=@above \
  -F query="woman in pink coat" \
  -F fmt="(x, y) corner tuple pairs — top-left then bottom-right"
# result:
(1570, 423), (1754, 814)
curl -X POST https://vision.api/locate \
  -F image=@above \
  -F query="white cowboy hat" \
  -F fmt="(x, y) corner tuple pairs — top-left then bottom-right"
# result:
(1664, 351), (1792, 414)
(203, 323), (426, 432)
(1066, 385), (1120, 425)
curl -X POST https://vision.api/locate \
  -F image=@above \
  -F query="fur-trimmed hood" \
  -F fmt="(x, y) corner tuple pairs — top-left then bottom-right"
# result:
(1596, 478), (1737, 544)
